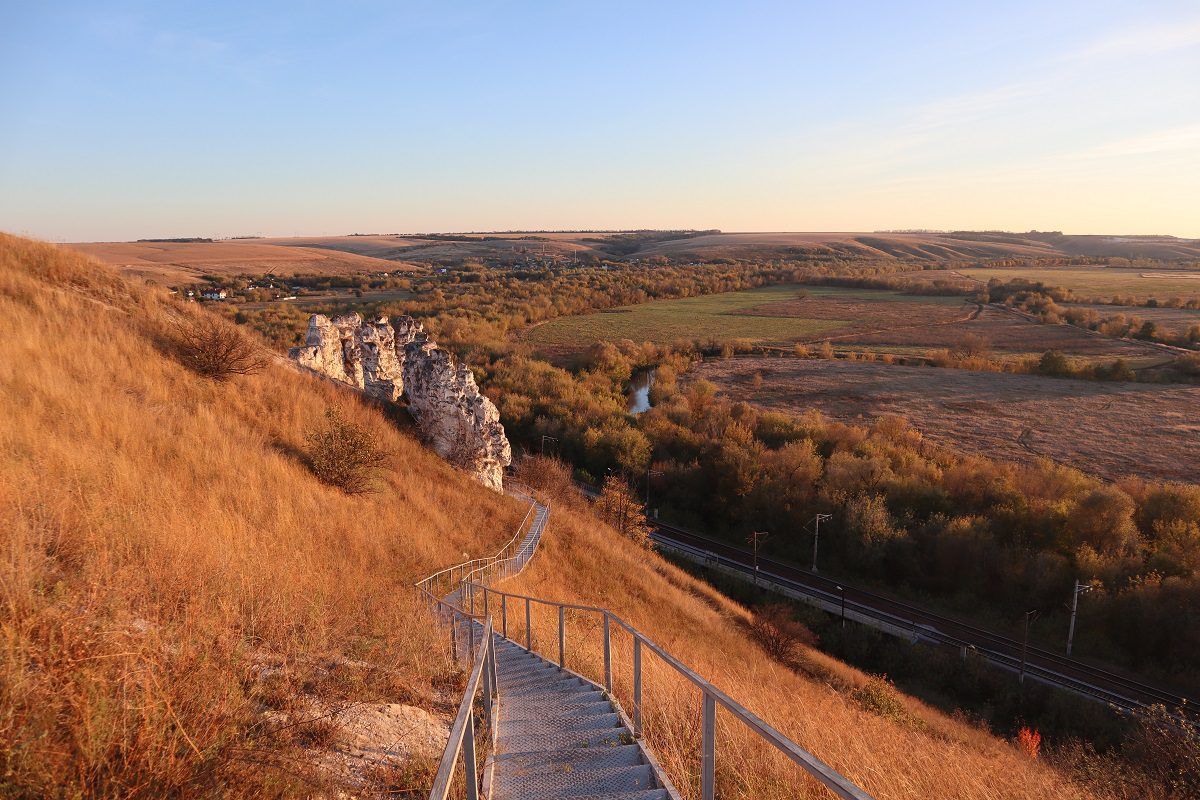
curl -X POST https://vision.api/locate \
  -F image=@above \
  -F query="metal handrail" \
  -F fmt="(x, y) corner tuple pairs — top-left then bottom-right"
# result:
(464, 579), (874, 800)
(427, 610), (497, 800)
(420, 485), (549, 800)
(414, 481), (545, 605)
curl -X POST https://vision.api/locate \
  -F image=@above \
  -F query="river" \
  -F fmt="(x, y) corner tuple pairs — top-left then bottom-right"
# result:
(628, 370), (656, 414)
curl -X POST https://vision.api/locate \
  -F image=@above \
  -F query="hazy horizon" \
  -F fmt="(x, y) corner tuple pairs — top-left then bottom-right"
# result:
(3, 0), (1199, 241)
(57, 228), (1200, 245)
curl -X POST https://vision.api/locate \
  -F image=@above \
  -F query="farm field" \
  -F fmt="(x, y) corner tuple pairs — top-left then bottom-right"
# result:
(689, 357), (1200, 483)
(960, 266), (1200, 301)
(526, 283), (1161, 363)
(843, 305), (1160, 363)
(526, 285), (851, 349)
(68, 239), (414, 285)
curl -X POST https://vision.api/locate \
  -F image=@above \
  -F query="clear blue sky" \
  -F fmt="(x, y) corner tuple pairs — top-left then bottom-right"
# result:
(2, 1), (1198, 241)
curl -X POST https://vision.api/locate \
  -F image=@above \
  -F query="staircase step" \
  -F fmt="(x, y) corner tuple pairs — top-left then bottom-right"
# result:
(491, 746), (656, 798)
(497, 712), (626, 752)
(564, 792), (669, 800)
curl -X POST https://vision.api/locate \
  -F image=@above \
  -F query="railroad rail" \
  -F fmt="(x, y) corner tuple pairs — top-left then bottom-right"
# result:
(652, 522), (1198, 719)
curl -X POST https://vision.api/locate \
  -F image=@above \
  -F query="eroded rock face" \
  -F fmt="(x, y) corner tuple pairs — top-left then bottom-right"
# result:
(290, 313), (511, 491)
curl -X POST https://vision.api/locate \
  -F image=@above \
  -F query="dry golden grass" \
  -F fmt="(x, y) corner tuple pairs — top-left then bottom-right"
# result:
(500, 461), (1099, 800)
(0, 234), (523, 797)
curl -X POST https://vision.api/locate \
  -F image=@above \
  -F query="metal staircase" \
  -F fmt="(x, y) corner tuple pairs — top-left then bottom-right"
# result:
(490, 636), (672, 799)
(418, 485), (873, 800)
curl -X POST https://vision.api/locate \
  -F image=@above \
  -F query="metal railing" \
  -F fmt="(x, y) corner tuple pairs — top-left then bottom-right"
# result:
(427, 611), (498, 800)
(415, 490), (535, 605)
(463, 579), (875, 800)
(418, 483), (548, 800)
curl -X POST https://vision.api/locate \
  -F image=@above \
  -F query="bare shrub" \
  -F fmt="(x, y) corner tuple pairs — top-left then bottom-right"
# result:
(596, 475), (652, 546)
(1123, 704), (1200, 797)
(749, 603), (818, 663)
(305, 407), (386, 494)
(953, 332), (992, 359)
(173, 314), (267, 381)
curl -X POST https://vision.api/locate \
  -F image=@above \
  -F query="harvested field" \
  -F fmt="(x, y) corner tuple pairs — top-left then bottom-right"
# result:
(961, 266), (1200, 301)
(69, 240), (414, 285)
(690, 357), (1200, 483)
(842, 306), (1160, 362)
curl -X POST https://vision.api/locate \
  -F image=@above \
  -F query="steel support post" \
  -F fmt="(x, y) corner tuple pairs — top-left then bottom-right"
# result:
(558, 606), (566, 667)
(701, 693), (716, 800)
(603, 613), (612, 693)
(462, 708), (479, 800)
(633, 637), (643, 737)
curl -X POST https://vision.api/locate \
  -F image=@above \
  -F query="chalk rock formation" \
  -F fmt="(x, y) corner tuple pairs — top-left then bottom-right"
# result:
(290, 313), (511, 491)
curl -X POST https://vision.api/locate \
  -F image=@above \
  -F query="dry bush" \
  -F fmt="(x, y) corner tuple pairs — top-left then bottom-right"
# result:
(305, 406), (386, 494)
(1122, 704), (1200, 797)
(595, 475), (652, 546)
(749, 603), (818, 664)
(172, 312), (267, 380)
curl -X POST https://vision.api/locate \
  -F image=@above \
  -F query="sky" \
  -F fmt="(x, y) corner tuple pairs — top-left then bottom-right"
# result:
(1, 1), (1199, 241)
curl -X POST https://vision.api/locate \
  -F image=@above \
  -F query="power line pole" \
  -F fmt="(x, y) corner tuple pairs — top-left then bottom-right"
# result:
(811, 513), (832, 573)
(644, 465), (662, 508)
(1020, 609), (1038, 686)
(748, 531), (769, 583)
(1066, 579), (1093, 656)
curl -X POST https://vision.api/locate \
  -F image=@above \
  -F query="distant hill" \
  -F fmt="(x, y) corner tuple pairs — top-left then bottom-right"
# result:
(74, 231), (1200, 283)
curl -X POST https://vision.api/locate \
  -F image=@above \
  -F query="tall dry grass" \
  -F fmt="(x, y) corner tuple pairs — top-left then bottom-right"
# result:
(0, 235), (525, 797)
(500, 459), (1101, 800)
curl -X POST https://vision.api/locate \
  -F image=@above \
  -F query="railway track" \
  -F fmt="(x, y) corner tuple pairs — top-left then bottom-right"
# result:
(650, 521), (1197, 719)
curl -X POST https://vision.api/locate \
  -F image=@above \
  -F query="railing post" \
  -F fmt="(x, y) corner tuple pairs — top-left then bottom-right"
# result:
(469, 616), (476, 655)
(469, 582), (475, 616)
(450, 612), (459, 662)
(558, 606), (566, 667)
(702, 692), (716, 800)
(603, 613), (612, 693)
(483, 586), (489, 621)
(482, 643), (493, 720)
(462, 707), (479, 800)
(633, 637), (643, 737)
(525, 597), (532, 651)
(501, 594), (508, 638)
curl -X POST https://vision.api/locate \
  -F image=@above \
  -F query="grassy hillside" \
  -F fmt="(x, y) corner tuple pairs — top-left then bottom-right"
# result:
(0, 234), (1118, 799)
(0, 234), (523, 796)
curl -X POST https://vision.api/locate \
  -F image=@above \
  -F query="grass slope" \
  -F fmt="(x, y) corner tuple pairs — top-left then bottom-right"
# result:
(0, 234), (522, 796)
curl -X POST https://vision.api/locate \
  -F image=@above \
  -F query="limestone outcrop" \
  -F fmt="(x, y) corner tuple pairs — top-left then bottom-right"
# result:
(290, 313), (511, 491)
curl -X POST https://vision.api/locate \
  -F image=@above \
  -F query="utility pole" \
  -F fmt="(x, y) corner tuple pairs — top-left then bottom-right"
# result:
(1020, 610), (1038, 685)
(1066, 579), (1093, 656)
(811, 513), (832, 573)
(644, 465), (662, 507)
(748, 531), (769, 582)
